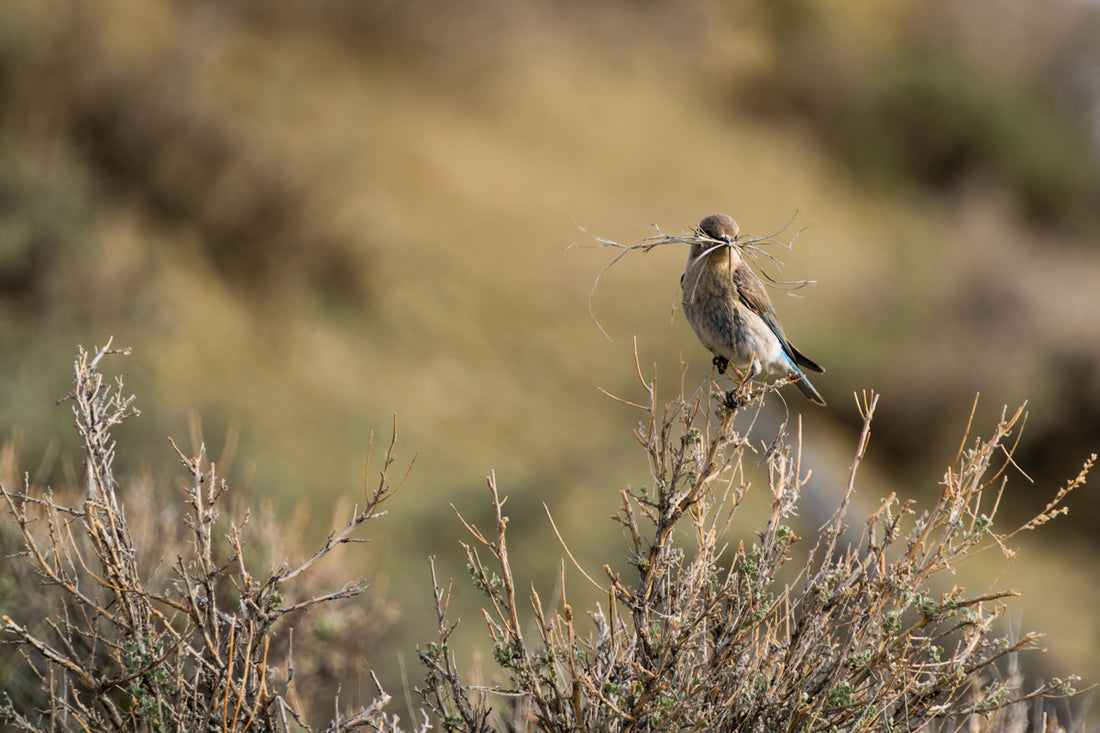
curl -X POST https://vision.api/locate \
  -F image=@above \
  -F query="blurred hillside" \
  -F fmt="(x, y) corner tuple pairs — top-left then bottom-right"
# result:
(1, 0), (1098, 720)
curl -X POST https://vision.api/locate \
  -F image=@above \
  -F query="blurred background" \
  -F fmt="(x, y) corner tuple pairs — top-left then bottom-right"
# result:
(1, 0), (1098, 724)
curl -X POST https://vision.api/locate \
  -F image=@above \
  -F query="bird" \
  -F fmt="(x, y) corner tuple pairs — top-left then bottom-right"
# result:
(681, 213), (826, 406)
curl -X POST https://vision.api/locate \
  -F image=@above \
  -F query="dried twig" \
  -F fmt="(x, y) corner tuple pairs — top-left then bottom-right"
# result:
(0, 343), (425, 732)
(571, 215), (816, 340)
(419, 361), (1086, 731)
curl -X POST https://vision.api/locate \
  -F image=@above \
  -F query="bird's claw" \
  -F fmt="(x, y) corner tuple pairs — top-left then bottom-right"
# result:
(723, 387), (751, 410)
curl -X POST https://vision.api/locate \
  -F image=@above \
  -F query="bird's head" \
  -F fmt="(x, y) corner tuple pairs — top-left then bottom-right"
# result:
(689, 213), (741, 264)
(697, 213), (740, 243)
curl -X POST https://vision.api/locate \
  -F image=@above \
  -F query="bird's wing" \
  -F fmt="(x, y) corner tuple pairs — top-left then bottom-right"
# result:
(732, 262), (820, 372)
(732, 263), (784, 338)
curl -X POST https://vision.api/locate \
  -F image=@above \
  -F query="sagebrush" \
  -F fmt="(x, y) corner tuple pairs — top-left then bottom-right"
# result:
(0, 342), (420, 732)
(417, 358), (1089, 732)
(0, 344), (1090, 732)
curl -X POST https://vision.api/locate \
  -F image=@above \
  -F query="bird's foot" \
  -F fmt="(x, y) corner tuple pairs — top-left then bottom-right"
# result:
(722, 363), (765, 409)
(723, 387), (751, 410)
(712, 355), (730, 375)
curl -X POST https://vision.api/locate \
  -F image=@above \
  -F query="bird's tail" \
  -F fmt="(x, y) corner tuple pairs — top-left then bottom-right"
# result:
(793, 372), (826, 406)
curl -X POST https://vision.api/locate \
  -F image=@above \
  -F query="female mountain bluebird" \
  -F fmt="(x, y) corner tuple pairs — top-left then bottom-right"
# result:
(681, 213), (826, 405)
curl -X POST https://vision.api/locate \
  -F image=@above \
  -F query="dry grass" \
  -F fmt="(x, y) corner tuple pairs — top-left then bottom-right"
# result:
(573, 213), (817, 343)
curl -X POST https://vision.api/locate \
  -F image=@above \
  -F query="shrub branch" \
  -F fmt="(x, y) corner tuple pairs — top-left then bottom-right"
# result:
(419, 356), (1087, 732)
(0, 342), (423, 732)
